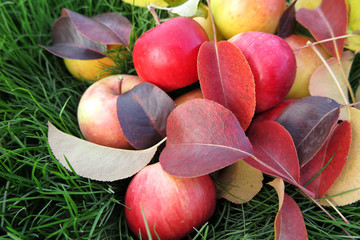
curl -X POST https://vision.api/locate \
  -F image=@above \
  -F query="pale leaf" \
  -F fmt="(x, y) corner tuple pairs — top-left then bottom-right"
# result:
(47, 121), (165, 181)
(150, 0), (200, 17)
(309, 50), (354, 119)
(217, 160), (263, 204)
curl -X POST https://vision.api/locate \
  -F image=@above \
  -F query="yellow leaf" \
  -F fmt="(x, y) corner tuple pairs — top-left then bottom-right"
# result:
(216, 160), (263, 204)
(121, 0), (169, 7)
(319, 107), (360, 206)
(294, 0), (322, 11)
(345, 0), (360, 51)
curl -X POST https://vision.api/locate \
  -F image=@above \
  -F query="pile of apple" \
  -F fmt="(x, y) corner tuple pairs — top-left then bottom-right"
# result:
(72, 0), (336, 239)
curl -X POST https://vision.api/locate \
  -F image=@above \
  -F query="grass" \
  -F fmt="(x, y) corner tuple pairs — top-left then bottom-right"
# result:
(1, 0), (360, 239)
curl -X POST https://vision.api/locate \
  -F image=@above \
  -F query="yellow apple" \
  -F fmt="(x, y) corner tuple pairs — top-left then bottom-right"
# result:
(192, 3), (223, 41)
(210, 0), (287, 39)
(64, 56), (116, 82)
(64, 45), (127, 82)
(284, 34), (330, 99)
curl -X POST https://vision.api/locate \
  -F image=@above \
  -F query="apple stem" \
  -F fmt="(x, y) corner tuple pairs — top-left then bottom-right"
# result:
(148, 4), (161, 26)
(118, 75), (124, 94)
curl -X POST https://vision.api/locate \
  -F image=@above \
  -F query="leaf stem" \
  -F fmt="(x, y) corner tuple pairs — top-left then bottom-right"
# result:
(147, 4), (161, 26)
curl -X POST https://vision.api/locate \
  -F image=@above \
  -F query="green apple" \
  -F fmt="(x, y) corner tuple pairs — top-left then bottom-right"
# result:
(210, 0), (287, 39)
(284, 34), (330, 99)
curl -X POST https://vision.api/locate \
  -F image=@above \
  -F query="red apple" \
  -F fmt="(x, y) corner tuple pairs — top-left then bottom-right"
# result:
(125, 162), (217, 240)
(77, 74), (144, 149)
(132, 17), (209, 92)
(229, 31), (296, 113)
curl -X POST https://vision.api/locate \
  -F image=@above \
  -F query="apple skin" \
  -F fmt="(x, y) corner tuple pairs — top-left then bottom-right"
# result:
(64, 56), (115, 82)
(77, 74), (143, 149)
(192, 3), (223, 41)
(125, 162), (217, 240)
(229, 31), (297, 113)
(174, 88), (203, 106)
(284, 34), (330, 99)
(210, 0), (287, 39)
(133, 17), (209, 92)
(64, 45), (124, 82)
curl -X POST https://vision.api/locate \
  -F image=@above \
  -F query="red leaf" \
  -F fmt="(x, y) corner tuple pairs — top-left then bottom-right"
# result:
(197, 41), (255, 130)
(117, 83), (175, 149)
(269, 178), (308, 240)
(245, 121), (300, 186)
(300, 121), (351, 198)
(276, 96), (341, 166)
(159, 99), (253, 178)
(295, 0), (347, 57)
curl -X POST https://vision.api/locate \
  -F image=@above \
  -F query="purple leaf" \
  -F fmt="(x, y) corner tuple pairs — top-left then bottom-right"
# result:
(276, 96), (341, 166)
(117, 83), (175, 150)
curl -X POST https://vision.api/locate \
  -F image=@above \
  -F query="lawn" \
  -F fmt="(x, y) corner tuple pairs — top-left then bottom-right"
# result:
(1, 0), (359, 239)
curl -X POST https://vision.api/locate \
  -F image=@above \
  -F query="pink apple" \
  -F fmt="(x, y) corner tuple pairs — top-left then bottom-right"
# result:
(229, 31), (297, 113)
(125, 162), (217, 240)
(77, 74), (144, 149)
(133, 17), (209, 92)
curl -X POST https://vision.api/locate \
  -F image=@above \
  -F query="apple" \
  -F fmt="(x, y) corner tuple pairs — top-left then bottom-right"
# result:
(125, 162), (217, 240)
(132, 17), (209, 92)
(174, 88), (203, 106)
(284, 34), (330, 99)
(77, 74), (144, 149)
(210, 0), (287, 39)
(64, 45), (125, 82)
(64, 57), (115, 82)
(192, 3), (223, 41)
(229, 31), (296, 113)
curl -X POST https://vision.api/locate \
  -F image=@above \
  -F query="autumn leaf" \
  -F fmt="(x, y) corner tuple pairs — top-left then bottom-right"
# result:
(277, 0), (297, 39)
(245, 121), (301, 188)
(40, 9), (132, 60)
(268, 178), (309, 240)
(117, 83), (175, 149)
(216, 160), (263, 204)
(309, 50), (354, 119)
(47, 122), (165, 181)
(197, 41), (255, 130)
(296, 0), (348, 58)
(345, 0), (360, 51)
(276, 96), (341, 166)
(159, 99), (253, 178)
(300, 121), (351, 199)
(318, 107), (360, 206)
